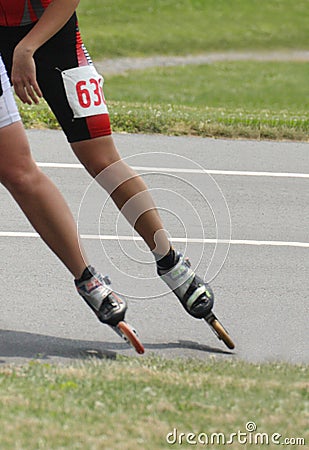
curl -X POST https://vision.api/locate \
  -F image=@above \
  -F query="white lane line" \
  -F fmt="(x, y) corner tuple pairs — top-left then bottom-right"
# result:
(38, 162), (82, 169)
(0, 231), (308, 248)
(133, 166), (309, 179)
(36, 162), (309, 179)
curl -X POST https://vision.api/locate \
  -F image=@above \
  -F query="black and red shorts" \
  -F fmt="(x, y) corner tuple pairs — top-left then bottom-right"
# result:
(0, 13), (112, 142)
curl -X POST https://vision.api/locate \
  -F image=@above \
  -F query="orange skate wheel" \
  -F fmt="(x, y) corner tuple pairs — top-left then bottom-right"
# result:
(117, 321), (145, 354)
(211, 319), (235, 350)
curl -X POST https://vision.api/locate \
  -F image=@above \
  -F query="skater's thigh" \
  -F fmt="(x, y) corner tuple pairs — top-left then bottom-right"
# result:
(0, 120), (34, 180)
(0, 57), (33, 178)
(34, 14), (111, 143)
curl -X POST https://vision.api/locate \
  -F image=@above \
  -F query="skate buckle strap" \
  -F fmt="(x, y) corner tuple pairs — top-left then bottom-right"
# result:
(168, 263), (188, 281)
(85, 278), (102, 293)
(160, 256), (198, 301)
(77, 281), (112, 312)
(186, 285), (208, 311)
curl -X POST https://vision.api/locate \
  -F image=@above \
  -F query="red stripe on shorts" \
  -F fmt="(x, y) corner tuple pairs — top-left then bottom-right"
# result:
(75, 21), (112, 138)
(75, 28), (90, 66)
(85, 114), (112, 138)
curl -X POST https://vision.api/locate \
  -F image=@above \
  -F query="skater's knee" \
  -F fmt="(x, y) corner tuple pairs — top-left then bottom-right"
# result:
(84, 154), (121, 178)
(71, 136), (121, 178)
(0, 160), (41, 196)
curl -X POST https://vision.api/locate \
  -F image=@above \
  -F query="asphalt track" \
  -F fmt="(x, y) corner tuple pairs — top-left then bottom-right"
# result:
(0, 130), (308, 365)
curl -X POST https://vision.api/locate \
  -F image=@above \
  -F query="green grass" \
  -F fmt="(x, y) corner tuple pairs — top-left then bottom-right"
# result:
(17, 1), (309, 140)
(0, 357), (307, 449)
(77, 0), (309, 58)
(20, 99), (309, 141)
(20, 62), (309, 141)
(109, 103), (308, 141)
(105, 62), (309, 111)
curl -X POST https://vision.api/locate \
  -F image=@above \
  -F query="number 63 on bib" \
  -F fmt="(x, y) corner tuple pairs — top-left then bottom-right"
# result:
(61, 66), (108, 118)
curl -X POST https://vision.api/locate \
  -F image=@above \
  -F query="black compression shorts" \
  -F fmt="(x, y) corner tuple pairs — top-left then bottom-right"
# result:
(0, 13), (112, 143)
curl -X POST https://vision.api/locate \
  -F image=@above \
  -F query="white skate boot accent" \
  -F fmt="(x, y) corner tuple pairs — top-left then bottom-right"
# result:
(85, 281), (112, 312)
(159, 254), (208, 312)
(76, 270), (112, 312)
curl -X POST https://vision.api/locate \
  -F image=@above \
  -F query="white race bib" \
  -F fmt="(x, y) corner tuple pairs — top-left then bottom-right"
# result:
(61, 65), (108, 118)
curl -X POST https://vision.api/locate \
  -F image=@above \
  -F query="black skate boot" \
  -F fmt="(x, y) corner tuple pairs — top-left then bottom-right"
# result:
(75, 266), (127, 326)
(158, 253), (214, 318)
(75, 266), (145, 354)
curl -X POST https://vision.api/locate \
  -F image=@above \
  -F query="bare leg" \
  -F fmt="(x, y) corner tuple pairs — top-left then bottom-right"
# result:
(71, 135), (214, 325)
(0, 122), (87, 278)
(72, 135), (171, 255)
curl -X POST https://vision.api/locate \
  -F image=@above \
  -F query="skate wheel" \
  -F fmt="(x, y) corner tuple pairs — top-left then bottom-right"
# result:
(210, 319), (235, 350)
(117, 321), (145, 355)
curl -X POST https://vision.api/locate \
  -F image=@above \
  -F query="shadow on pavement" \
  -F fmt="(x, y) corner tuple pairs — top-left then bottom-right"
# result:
(0, 330), (234, 363)
(0, 329), (119, 362)
(144, 340), (234, 356)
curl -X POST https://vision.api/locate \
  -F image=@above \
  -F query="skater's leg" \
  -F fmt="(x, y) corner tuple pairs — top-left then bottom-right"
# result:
(0, 15), (140, 336)
(5, 9), (213, 322)
(72, 136), (213, 318)
(71, 135), (171, 256)
(0, 123), (128, 325)
(0, 121), (87, 278)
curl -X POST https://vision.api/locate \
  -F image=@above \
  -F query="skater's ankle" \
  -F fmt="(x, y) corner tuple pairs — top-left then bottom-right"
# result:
(75, 265), (93, 282)
(154, 247), (179, 271)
